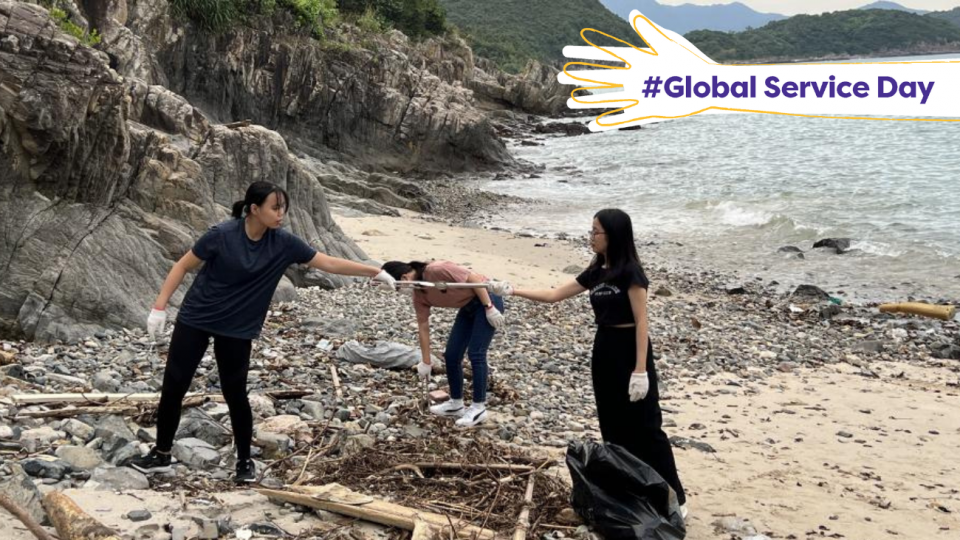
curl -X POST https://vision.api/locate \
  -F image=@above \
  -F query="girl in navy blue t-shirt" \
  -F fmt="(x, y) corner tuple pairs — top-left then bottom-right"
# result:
(127, 181), (396, 482)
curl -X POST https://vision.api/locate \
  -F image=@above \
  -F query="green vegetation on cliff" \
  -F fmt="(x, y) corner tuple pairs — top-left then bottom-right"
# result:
(168, 0), (446, 39)
(439, 0), (643, 73)
(686, 9), (960, 62)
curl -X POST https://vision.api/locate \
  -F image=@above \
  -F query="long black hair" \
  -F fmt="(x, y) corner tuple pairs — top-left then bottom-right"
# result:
(381, 261), (429, 281)
(586, 208), (647, 283)
(231, 181), (290, 219)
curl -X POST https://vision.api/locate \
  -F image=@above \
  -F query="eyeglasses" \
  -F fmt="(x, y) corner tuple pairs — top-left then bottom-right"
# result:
(588, 230), (606, 238)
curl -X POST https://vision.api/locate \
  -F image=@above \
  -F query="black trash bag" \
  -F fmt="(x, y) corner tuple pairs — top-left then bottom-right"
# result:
(566, 440), (685, 540)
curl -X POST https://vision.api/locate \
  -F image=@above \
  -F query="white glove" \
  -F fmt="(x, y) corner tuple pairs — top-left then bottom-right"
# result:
(417, 361), (432, 379)
(628, 372), (649, 402)
(372, 270), (397, 292)
(146, 308), (167, 340)
(489, 280), (513, 296)
(485, 305), (505, 330)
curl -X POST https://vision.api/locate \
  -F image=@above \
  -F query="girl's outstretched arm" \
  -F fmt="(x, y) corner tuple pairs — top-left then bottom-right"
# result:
(512, 280), (586, 304)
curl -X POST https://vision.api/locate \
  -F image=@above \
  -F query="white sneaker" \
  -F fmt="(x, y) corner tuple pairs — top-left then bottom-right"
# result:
(429, 399), (465, 417)
(454, 404), (488, 428)
(680, 504), (689, 520)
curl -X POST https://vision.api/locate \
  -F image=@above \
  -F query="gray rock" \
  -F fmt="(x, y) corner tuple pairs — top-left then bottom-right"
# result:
(341, 434), (376, 456)
(172, 438), (221, 469)
(820, 304), (842, 319)
(61, 419), (96, 443)
(200, 519), (219, 539)
(813, 238), (852, 253)
(0, 470), (46, 525)
(93, 371), (121, 393)
(127, 509), (153, 522)
(669, 436), (716, 454)
(792, 284), (830, 302)
(21, 458), (72, 480)
(137, 427), (157, 443)
(110, 441), (143, 466)
(175, 409), (232, 447)
(272, 276), (298, 304)
(19, 426), (63, 445)
(96, 415), (137, 445)
(300, 400), (325, 420)
(96, 424), (137, 462)
(562, 265), (582, 274)
(254, 431), (292, 459)
(725, 284), (747, 295)
(89, 466), (150, 490)
(55, 446), (103, 470)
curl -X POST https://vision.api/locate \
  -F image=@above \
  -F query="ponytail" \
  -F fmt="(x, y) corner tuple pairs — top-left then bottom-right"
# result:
(231, 181), (290, 220)
(231, 201), (247, 219)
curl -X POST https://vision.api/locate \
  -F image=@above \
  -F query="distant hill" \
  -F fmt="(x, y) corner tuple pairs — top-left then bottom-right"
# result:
(927, 6), (960, 27)
(858, 2), (929, 15)
(600, 0), (786, 34)
(439, 0), (641, 73)
(685, 9), (960, 63)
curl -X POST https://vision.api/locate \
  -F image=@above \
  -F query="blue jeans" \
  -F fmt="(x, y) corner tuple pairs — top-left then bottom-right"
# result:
(444, 295), (504, 404)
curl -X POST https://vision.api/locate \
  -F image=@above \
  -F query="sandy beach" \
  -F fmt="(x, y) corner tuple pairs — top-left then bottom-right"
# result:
(338, 210), (960, 540)
(2, 210), (957, 540)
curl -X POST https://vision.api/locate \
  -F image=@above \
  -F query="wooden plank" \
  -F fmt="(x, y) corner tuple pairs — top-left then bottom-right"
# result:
(16, 405), (138, 419)
(256, 484), (497, 539)
(512, 475), (536, 540)
(11, 392), (219, 405)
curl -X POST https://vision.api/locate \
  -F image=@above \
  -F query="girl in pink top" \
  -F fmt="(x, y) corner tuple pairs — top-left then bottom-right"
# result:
(381, 260), (506, 427)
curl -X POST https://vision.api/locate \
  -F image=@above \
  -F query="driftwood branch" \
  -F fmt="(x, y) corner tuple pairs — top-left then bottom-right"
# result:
(0, 493), (57, 540)
(42, 491), (121, 540)
(330, 366), (343, 400)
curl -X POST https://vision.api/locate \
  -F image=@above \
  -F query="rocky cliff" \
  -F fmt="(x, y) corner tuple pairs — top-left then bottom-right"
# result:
(0, 0), (568, 343)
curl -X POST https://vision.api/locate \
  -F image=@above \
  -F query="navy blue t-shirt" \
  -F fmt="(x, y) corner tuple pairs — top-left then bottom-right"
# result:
(176, 219), (317, 339)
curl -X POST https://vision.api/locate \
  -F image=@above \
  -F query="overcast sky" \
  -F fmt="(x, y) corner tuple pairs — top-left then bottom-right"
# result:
(657, 1), (960, 16)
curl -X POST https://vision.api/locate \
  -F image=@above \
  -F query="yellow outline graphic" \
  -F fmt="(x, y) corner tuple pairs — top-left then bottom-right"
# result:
(562, 14), (960, 127)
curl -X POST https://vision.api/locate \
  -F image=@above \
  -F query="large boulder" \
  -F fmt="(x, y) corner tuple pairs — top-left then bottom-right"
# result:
(0, 2), (366, 342)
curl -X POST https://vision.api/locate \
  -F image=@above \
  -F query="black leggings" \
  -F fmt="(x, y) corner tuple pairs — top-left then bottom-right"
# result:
(591, 326), (686, 505)
(155, 322), (253, 461)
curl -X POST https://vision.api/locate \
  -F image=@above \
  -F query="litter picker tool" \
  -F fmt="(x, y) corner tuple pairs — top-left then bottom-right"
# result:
(394, 281), (495, 291)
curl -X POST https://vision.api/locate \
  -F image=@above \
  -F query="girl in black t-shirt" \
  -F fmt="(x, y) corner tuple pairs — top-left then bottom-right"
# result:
(502, 209), (687, 517)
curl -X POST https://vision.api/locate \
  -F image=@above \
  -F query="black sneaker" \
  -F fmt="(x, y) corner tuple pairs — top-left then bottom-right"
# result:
(125, 448), (173, 474)
(235, 459), (256, 484)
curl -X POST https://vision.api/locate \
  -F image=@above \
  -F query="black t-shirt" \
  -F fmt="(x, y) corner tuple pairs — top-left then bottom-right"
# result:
(576, 265), (649, 326)
(177, 219), (318, 339)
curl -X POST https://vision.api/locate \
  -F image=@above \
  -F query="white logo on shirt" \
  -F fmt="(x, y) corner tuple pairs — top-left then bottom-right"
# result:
(591, 283), (620, 297)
